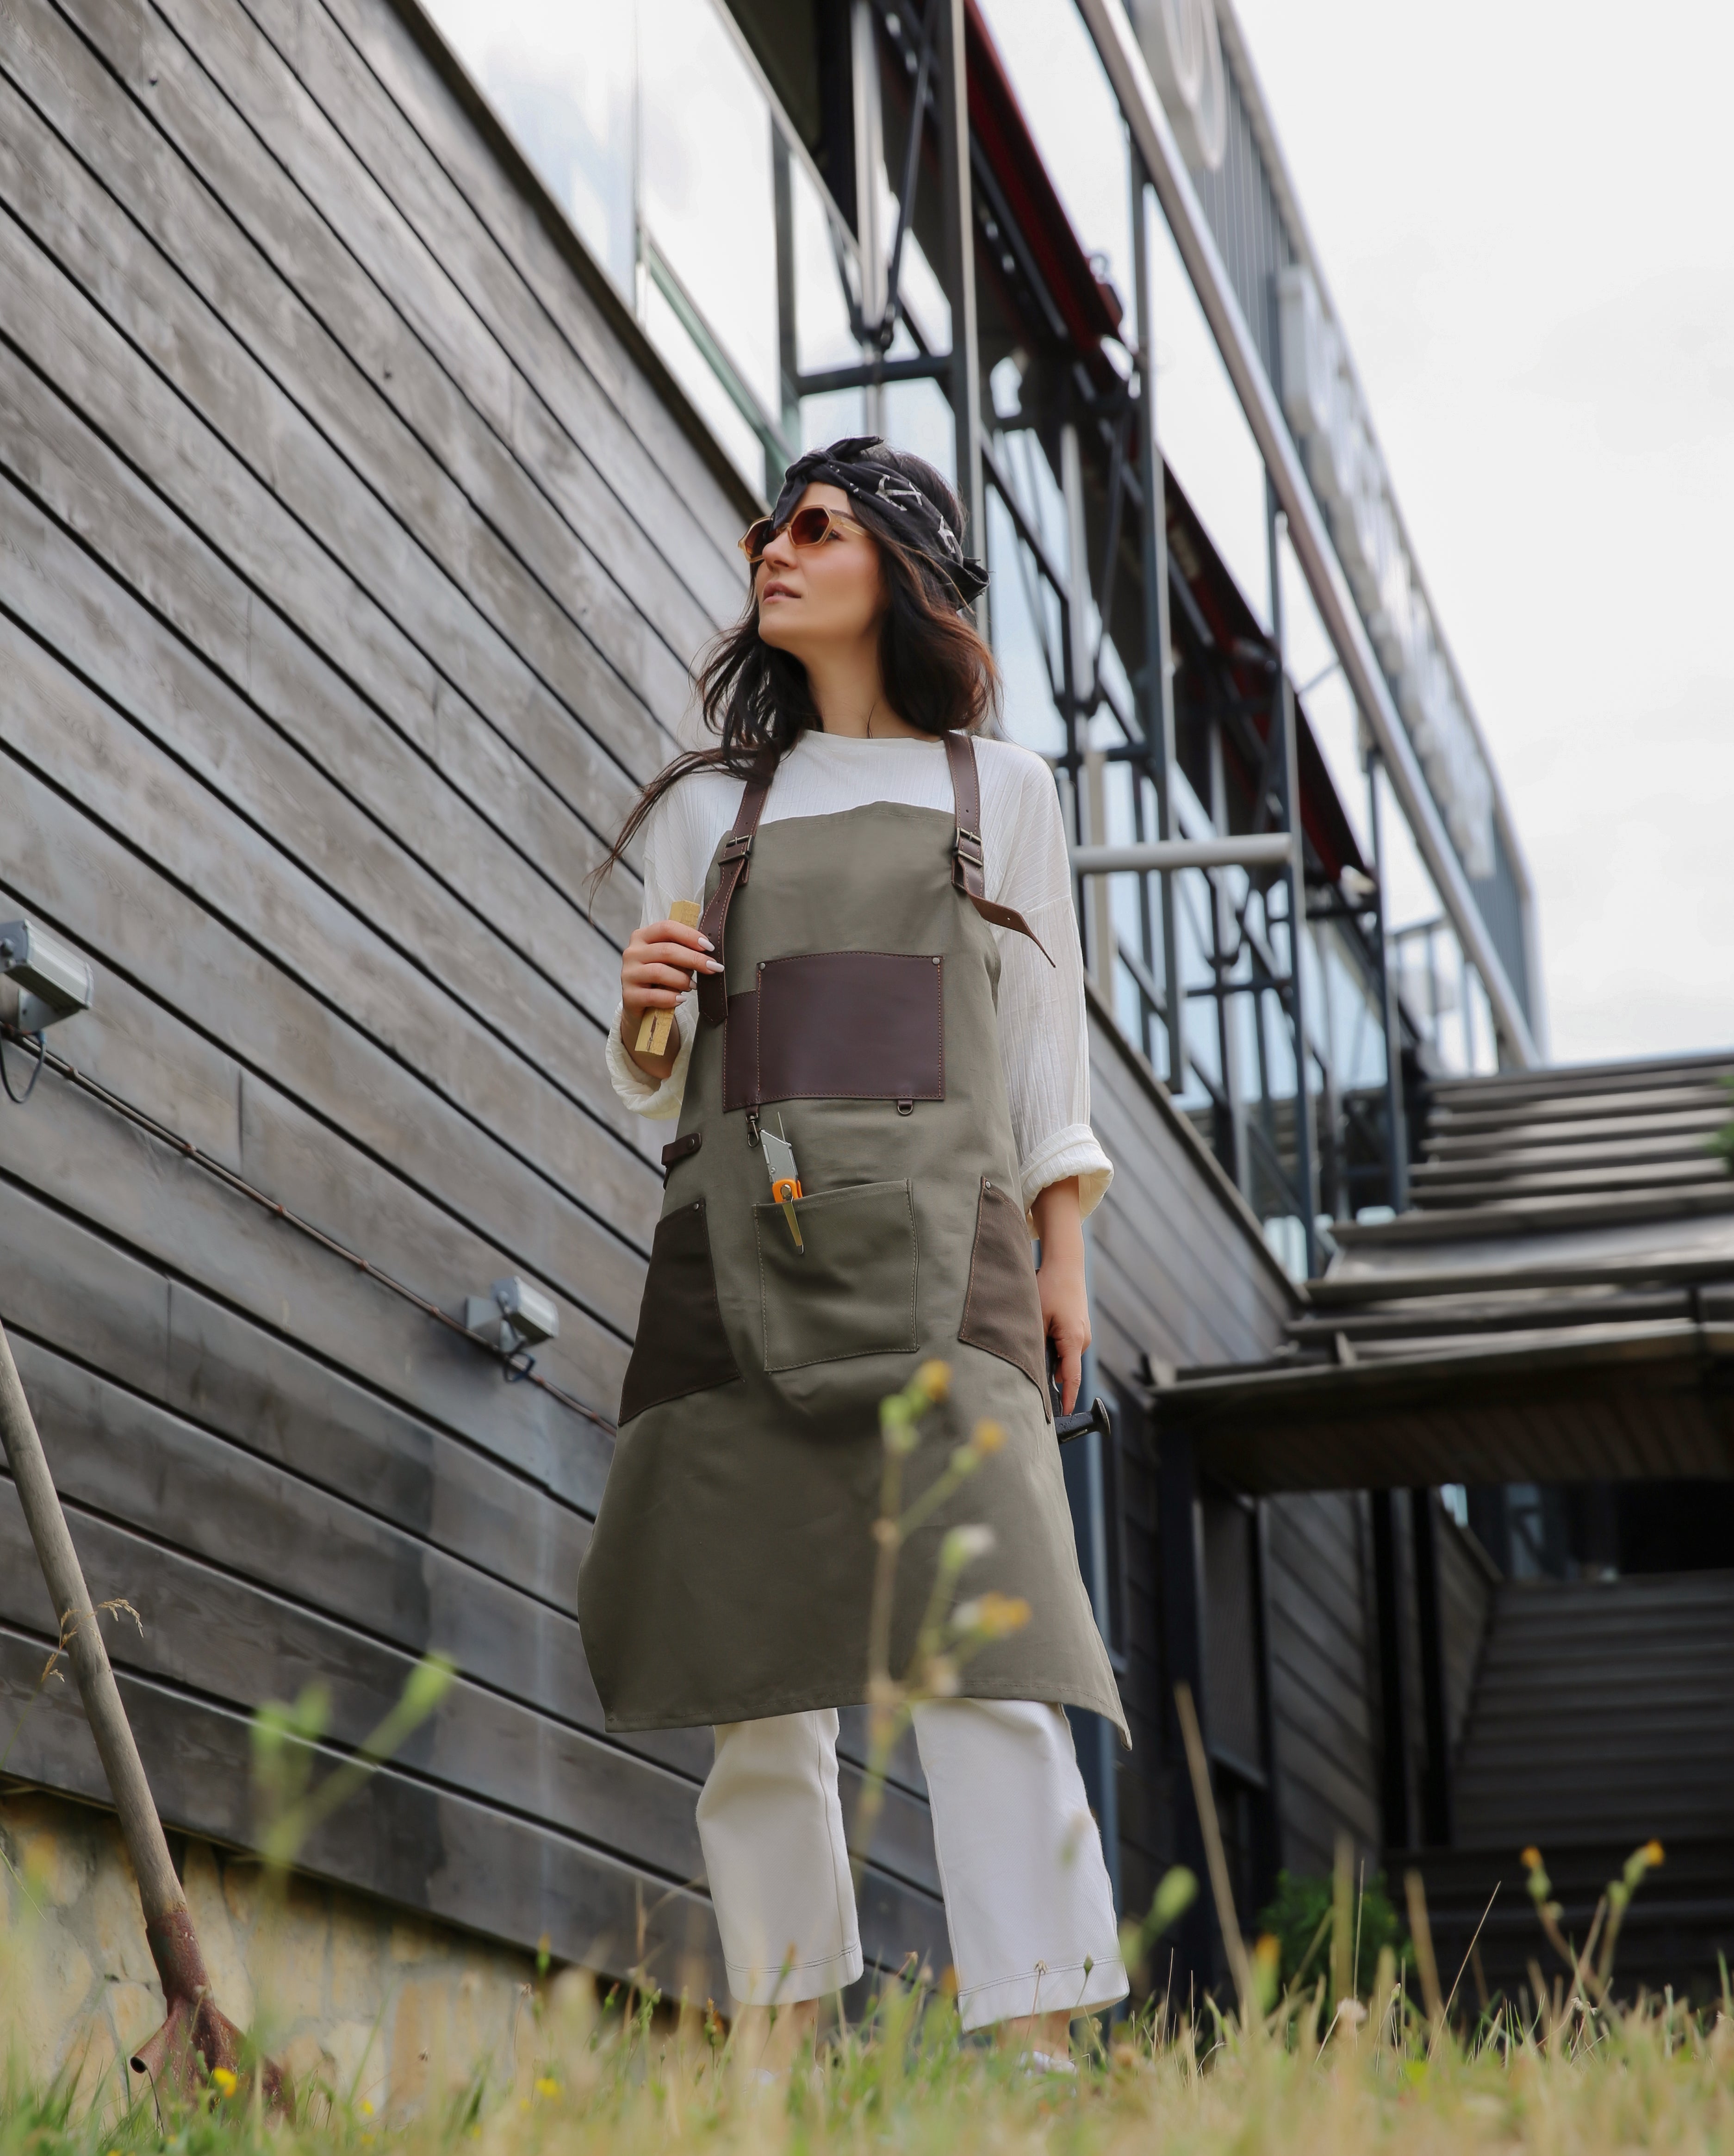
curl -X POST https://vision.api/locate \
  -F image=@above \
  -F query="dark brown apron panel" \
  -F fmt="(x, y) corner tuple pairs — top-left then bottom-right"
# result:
(618, 1198), (741, 1423)
(722, 952), (944, 1109)
(957, 1176), (1052, 1420)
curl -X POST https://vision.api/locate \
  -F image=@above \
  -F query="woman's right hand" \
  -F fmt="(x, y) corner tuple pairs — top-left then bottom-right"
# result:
(621, 918), (721, 1080)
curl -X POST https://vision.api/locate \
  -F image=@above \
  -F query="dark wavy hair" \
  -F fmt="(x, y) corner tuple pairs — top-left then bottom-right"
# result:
(591, 446), (998, 893)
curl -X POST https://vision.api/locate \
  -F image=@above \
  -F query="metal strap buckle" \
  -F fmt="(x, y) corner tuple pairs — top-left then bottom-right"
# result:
(719, 830), (755, 863)
(954, 828), (984, 867)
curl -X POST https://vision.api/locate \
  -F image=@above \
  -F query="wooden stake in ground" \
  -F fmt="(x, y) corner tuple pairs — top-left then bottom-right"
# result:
(1174, 1682), (1255, 2027)
(0, 1315), (288, 2111)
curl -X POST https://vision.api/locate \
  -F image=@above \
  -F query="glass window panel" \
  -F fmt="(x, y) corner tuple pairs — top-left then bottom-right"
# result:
(986, 489), (1064, 757)
(798, 384), (868, 453)
(640, 0), (779, 418)
(794, 156), (859, 375)
(1277, 529), (1370, 858)
(895, 233), (951, 353)
(882, 376), (955, 486)
(642, 277), (764, 490)
(975, 0), (1131, 306)
(1114, 955), (1144, 1047)
(1143, 194), (1272, 631)
(422, 0), (637, 295)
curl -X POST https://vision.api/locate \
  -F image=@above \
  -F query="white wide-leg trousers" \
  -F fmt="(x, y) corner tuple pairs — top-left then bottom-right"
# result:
(695, 1698), (1128, 2032)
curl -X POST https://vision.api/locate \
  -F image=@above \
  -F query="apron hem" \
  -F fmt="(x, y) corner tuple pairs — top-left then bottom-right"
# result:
(600, 1672), (1130, 1748)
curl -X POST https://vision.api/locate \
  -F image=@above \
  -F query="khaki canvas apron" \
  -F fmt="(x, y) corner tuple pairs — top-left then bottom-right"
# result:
(578, 732), (1126, 1742)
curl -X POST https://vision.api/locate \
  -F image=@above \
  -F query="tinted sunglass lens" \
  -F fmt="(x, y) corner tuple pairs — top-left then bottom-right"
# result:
(788, 508), (832, 546)
(740, 518), (775, 560)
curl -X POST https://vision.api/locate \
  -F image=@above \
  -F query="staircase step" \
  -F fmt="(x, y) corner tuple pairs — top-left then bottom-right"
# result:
(1396, 1840), (1734, 2005)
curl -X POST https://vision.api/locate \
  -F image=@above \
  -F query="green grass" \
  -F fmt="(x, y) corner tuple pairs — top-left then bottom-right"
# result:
(8, 1970), (1733, 2156)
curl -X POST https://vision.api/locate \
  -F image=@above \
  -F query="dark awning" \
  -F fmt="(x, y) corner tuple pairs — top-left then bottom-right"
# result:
(1163, 1321), (1734, 1494)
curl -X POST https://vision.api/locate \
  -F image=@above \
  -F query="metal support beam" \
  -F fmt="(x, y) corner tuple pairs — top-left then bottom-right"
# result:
(1062, 420), (1118, 995)
(795, 354), (949, 397)
(771, 130), (800, 463)
(850, 0), (887, 435)
(1370, 1489), (1411, 1851)
(1366, 744), (1410, 1210)
(1130, 148), (1186, 1089)
(1071, 835), (1293, 876)
(1206, 719), (1253, 1201)
(936, 0), (984, 601)
(1063, 1269), (1121, 1914)
(1270, 498), (1320, 1275)
(1411, 1487), (1455, 1848)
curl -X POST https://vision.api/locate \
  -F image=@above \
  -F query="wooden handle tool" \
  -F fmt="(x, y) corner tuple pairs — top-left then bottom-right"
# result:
(634, 900), (702, 1058)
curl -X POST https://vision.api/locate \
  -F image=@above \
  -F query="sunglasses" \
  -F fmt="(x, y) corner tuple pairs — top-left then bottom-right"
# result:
(738, 505), (868, 564)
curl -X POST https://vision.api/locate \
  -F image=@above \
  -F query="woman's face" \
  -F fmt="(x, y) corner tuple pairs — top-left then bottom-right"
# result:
(754, 483), (886, 660)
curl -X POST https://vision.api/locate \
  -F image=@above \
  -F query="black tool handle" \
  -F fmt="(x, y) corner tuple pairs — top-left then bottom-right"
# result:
(1055, 1394), (1112, 1446)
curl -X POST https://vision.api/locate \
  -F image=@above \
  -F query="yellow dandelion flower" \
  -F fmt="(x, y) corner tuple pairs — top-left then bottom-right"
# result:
(210, 2067), (237, 2098)
(971, 1419), (1007, 1455)
(360, 2100), (375, 2116)
(534, 2075), (560, 2097)
(974, 1592), (1032, 1638)
(1520, 1846), (1542, 1870)
(1643, 1840), (1665, 1866)
(917, 1359), (952, 1401)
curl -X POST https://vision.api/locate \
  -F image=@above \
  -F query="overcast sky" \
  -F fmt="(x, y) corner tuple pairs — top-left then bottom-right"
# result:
(1230, 0), (1734, 1065)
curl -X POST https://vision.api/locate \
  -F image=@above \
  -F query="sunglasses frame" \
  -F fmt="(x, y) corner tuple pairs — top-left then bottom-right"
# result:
(738, 505), (869, 564)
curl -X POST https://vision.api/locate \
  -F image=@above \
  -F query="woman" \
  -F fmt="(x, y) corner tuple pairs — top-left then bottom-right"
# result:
(578, 438), (1127, 2051)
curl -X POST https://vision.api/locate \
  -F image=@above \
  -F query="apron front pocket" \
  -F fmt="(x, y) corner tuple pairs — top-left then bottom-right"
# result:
(619, 1198), (742, 1422)
(957, 1177), (1051, 1415)
(755, 1178), (920, 1372)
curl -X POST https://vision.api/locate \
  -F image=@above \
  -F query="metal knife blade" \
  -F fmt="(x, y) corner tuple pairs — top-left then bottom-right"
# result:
(761, 1116), (803, 1253)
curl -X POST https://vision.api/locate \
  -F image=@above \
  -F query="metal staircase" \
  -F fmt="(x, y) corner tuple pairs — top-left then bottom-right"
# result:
(1407, 1569), (1734, 2006)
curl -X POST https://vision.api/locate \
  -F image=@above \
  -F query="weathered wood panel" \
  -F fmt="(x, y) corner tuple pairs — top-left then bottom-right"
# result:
(1438, 1517), (1497, 1760)
(1264, 1493), (1382, 1874)
(1085, 1007), (1388, 1897)
(0, 0), (1387, 1996)
(0, 0), (951, 1985)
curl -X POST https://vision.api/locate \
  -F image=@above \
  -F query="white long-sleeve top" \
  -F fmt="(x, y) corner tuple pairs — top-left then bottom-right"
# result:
(605, 731), (1113, 1221)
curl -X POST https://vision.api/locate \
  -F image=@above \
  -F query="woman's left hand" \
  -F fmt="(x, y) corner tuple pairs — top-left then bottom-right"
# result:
(1030, 1177), (1090, 1416)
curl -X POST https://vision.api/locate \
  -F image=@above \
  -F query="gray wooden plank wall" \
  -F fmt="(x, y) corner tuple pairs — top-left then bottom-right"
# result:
(1085, 1008), (1390, 1900)
(0, 0), (961, 1998)
(0, 0), (1399, 2001)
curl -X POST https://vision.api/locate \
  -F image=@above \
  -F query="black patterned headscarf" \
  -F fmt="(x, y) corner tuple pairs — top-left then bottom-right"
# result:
(770, 436), (989, 607)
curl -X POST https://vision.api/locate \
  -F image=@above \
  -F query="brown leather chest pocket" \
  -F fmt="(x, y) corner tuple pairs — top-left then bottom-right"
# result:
(723, 952), (944, 1110)
(957, 1177), (1050, 1419)
(619, 1198), (741, 1423)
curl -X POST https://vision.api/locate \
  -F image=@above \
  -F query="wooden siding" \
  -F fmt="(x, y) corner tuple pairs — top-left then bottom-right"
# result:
(0, 0), (960, 1997)
(0, 0), (1399, 2000)
(1085, 1007), (1388, 1904)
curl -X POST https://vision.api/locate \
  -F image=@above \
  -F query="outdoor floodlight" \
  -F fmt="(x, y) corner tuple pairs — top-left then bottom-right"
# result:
(0, 917), (94, 1033)
(464, 1275), (559, 1356)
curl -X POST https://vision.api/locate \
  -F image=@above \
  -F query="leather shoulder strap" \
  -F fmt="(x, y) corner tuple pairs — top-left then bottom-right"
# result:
(942, 731), (1054, 967)
(696, 773), (772, 1028)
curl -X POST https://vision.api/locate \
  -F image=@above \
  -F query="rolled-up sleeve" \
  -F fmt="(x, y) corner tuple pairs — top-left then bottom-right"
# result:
(992, 765), (1113, 1223)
